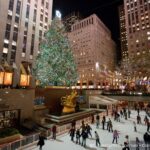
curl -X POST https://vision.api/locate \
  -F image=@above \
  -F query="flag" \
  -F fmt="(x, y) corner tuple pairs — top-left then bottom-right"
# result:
(20, 63), (27, 75)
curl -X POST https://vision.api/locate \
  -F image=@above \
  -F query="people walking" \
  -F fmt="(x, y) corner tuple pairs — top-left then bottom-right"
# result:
(112, 130), (119, 144)
(52, 125), (57, 140)
(37, 133), (47, 150)
(95, 131), (101, 147)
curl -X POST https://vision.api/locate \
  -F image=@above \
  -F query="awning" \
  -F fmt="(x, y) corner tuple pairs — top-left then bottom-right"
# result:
(89, 95), (118, 105)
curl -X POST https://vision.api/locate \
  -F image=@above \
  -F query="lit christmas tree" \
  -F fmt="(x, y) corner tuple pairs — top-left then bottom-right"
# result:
(34, 18), (78, 87)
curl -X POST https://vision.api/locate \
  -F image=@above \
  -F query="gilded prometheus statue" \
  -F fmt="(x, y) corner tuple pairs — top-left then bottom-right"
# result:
(61, 90), (77, 113)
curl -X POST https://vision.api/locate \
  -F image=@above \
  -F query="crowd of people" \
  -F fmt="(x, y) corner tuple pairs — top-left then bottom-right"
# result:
(37, 106), (150, 150)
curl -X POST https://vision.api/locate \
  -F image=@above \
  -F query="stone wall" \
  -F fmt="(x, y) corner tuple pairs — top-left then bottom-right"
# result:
(0, 89), (34, 121)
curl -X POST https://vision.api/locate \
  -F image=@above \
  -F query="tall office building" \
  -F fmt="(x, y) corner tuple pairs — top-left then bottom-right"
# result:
(0, 0), (53, 86)
(119, 5), (128, 62)
(68, 14), (116, 87)
(124, 0), (150, 58)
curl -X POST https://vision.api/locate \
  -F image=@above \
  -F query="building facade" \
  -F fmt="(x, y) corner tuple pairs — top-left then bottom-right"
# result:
(119, 5), (128, 62)
(0, 0), (53, 87)
(124, 0), (150, 58)
(68, 14), (116, 87)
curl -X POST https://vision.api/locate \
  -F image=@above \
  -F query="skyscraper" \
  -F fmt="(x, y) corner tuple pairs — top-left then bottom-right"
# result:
(124, 0), (150, 58)
(119, 5), (128, 62)
(0, 0), (53, 87)
(68, 14), (116, 88)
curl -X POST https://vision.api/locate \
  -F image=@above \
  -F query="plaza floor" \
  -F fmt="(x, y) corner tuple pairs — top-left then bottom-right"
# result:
(25, 110), (149, 150)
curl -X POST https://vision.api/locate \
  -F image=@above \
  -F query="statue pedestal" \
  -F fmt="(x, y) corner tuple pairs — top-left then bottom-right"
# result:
(62, 107), (75, 113)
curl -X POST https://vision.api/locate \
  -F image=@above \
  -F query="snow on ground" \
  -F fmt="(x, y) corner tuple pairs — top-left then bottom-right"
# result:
(25, 110), (149, 150)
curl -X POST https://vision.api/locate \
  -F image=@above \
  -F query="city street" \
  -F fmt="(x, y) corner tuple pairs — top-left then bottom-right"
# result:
(26, 110), (149, 150)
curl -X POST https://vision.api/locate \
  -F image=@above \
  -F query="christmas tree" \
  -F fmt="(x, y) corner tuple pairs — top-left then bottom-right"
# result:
(34, 18), (78, 87)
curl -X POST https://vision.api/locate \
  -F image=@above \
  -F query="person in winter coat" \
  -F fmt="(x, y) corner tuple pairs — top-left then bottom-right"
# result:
(75, 128), (81, 144)
(52, 125), (57, 140)
(136, 137), (140, 150)
(144, 116), (149, 125)
(122, 142), (130, 150)
(69, 127), (75, 141)
(96, 114), (100, 128)
(133, 121), (137, 132)
(95, 131), (101, 147)
(147, 121), (150, 132)
(37, 133), (47, 150)
(81, 129), (88, 147)
(143, 132), (150, 150)
(112, 130), (119, 144)
(86, 124), (92, 138)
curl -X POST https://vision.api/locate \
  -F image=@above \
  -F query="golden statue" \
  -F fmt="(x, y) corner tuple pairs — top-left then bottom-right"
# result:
(61, 90), (77, 113)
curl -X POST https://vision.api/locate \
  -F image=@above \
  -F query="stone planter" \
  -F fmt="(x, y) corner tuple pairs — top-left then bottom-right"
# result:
(0, 134), (21, 145)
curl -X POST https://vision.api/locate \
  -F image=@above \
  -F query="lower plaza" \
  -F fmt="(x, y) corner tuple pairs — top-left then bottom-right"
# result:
(24, 110), (149, 150)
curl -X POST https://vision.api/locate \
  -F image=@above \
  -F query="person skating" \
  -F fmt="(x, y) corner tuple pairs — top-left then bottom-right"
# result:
(96, 114), (100, 128)
(137, 115), (141, 124)
(133, 121), (137, 132)
(128, 109), (131, 118)
(95, 131), (101, 147)
(75, 128), (81, 144)
(125, 135), (129, 149)
(120, 110), (123, 118)
(86, 123), (92, 138)
(112, 130), (119, 144)
(136, 137), (140, 150)
(102, 117), (105, 130)
(147, 120), (150, 132)
(144, 115), (149, 125)
(37, 133), (47, 150)
(122, 142), (130, 150)
(52, 125), (57, 140)
(81, 129), (88, 147)
(69, 127), (75, 141)
(143, 132), (149, 150)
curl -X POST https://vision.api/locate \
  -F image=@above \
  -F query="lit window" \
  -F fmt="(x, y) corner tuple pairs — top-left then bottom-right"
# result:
(147, 31), (150, 35)
(22, 52), (25, 57)
(3, 48), (8, 54)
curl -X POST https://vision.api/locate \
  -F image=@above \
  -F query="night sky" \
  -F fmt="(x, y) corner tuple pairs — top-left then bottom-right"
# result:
(53, 0), (124, 61)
